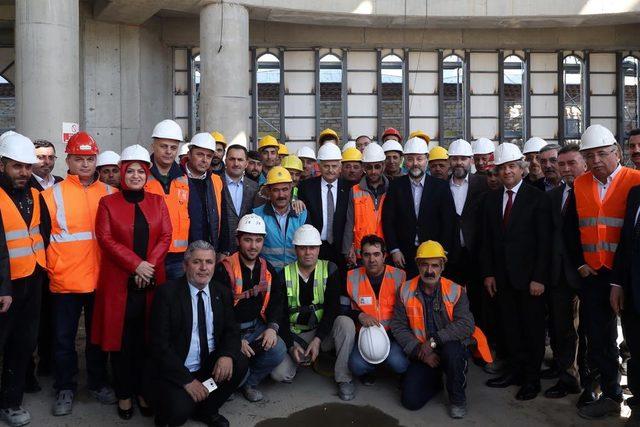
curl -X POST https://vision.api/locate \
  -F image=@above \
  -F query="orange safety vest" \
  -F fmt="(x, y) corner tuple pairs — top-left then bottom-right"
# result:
(41, 176), (116, 293)
(0, 187), (46, 280)
(221, 252), (272, 322)
(398, 276), (493, 363)
(346, 265), (405, 329)
(351, 184), (386, 258)
(574, 167), (640, 270)
(145, 174), (190, 253)
(210, 173), (223, 234)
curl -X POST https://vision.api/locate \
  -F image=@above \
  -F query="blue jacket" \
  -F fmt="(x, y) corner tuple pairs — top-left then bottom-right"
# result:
(253, 203), (307, 272)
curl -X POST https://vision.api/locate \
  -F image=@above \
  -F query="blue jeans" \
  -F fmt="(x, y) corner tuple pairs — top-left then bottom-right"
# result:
(349, 339), (409, 376)
(164, 252), (185, 281)
(241, 322), (286, 387)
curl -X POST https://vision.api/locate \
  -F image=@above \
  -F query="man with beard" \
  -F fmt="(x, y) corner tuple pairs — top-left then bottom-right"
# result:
(245, 150), (263, 182)
(209, 131), (227, 177)
(523, 137), (547, 185)
(30, 140), (63, 192)
(297, 147), (318, 180)
(628, 129), (640, 169)
(428, 146), (450, 180)
(471, 138), (495, 175)
(95, 151), (121, 188)
(383, 137), (456, 278)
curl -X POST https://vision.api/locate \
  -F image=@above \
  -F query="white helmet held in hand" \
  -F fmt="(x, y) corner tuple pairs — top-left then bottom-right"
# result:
(358, 324), (390, 364)
(236, 213), (266, 235)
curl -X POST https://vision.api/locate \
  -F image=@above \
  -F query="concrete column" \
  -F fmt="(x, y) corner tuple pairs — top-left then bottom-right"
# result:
(15, 0), (80, 159)
(200, 1), (250, 147)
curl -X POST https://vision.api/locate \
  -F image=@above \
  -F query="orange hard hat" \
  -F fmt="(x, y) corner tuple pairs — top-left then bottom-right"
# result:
(382, 127), (402, 140)
(65, 131), (99, 155)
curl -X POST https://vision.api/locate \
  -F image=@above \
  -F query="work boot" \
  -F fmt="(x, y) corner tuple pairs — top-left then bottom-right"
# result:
(241, 385), (263, 402)
(52, 390), (74, 416)
(337, 381), (355, 401)
(449, 403), (467, 419)
(0, 407), (31, 427)
(578, 396), (621, 420)
(90, 386), (117, 405)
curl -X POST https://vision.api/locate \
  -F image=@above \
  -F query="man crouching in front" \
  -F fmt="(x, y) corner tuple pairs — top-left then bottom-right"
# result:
(147, 241), (248, 427)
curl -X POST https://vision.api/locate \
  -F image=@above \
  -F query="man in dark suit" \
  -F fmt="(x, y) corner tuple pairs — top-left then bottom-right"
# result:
(147, 241), (248, 427)
(382, 137), (456, 278)
(30, 139), (63, 192)
(481, 143), (551, 401)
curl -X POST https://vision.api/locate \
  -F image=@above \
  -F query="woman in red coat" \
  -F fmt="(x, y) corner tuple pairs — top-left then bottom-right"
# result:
(91, 145), (171, 420)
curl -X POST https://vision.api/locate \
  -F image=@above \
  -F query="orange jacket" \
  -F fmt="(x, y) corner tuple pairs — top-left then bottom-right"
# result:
(145, 174), (189, 253)
(346, 265), (405, 329)
(351, 183), (386, 257)
(0, 187), (46, 280)
(574, 167), (640, 270)
(398, 276), (493, 363)
(42, 175), (116, 293)
(210, 173), (223, 234)
(221, 252), (272, 322)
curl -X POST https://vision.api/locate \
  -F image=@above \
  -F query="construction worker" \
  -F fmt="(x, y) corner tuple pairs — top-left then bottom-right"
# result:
(177, 143), (190, 164)
(485, 166), (501, 190)
(145, 119), (189, 280)
(343, 143), (388, 265)
(471, 137), (495, 174)
(209, 131), (226, 177)
(246, 150), (263, 182)
(31, 139), (63, 192)
(408, 130), (430, 145)
(572, 125), (640, 419)
(537, 144), (562, 191)
(214, 214), (286, 403)
(281, 155), (303, 198)
(381, 128), (401, 143)
(346, 235), (408, 385)
(0, 134), (49, 427)
(277, 143), (289, 165)
(96, 150), (121, 188)
(382, 140), (404, 181)
(257, 135), (280, 186)
(297, 146), (318, 180)
(522, 137), (547, 185)
(428, 146), (450, 180)
(341, 147), (364, 184)
(628, 128), (640, 169)
(41, 131), (117, 416)
(318, 128), (339, 146)
(271, 225), (357, 401)
(391, 240), (491, 418)
(183, 133), (224, 251)
(355, 135), (372, 152)
(253, 167), (307, 271)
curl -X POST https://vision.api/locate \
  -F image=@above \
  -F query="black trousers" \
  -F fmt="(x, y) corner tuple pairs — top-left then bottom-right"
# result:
(26, 276), (53, 379)
(547, 281), (580, 387)
(621, 296), (640, 407)
(111, 290), (147, 400)
(0, 270), (43, 408)
(153, 354), (248, 426)
(496, 282), (546, 384)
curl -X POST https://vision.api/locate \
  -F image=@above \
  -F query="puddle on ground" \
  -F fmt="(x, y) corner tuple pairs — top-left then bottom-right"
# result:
(255, 402), (404, 427)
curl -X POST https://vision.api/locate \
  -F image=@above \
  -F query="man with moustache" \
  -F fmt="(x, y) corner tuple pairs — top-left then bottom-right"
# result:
(522, 137), (547, 186)
(245, 150), (263, 182)
(628, 129), (640, 169)
(95, 151), (121, 189)
(536, 144), (562, 192)
(209, 131), (227, 177)
(428, 147), (450, 180)
(257, 136), (280, 187)
(382, 140), (404, 181)
(471, 138), (495, 175)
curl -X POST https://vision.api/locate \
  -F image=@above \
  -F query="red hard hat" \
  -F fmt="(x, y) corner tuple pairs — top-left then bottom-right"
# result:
(65, 131), (99, 155)
(382, 127), (402, 140)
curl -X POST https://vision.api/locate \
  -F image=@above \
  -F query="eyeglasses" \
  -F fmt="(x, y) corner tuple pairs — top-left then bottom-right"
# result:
(584, 148), (616, 162)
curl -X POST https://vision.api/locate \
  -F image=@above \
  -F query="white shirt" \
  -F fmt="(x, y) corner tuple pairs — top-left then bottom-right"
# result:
(593, 164), (622, 201)
(185, 282), (215, 373)
(225, 173), (244, 216)
(561, 184), (572, 209)
(33, 173), (56, 190)
(450, 174), (469, 246)
(320, 177), (338, 241)
(185, 165), (207, 180)
(502, 179), (524, 214)
(410, 175), (426, 245)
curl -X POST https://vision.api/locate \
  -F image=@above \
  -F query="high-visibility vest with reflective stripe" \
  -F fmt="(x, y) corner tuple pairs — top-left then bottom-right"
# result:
(351, 184), (386, 258)
(346, 265), (404, 330)
(42, 176), (115, 293)
(0, 187), (46, 280)
(399, 276), (493, 363)
(145, 174), (189, 253)
(574, 167), (640, 270)
(210, 173), (224, 234)
(284, 260), (328, 334)
(221, 252), (272, 322)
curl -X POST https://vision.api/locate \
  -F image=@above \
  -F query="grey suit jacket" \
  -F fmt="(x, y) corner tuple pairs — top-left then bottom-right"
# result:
(219, 175), (261, 254)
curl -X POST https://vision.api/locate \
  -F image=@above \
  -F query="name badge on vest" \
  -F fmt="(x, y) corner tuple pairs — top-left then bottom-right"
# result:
(359, 296), (373, 305)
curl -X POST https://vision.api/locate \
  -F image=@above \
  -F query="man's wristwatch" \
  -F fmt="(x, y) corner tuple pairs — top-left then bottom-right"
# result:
(429, 337), (437, 349)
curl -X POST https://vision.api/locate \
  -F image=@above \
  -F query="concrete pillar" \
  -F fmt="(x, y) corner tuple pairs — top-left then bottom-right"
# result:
(15, 0), (80, 160)
(200, 2), (250, 147)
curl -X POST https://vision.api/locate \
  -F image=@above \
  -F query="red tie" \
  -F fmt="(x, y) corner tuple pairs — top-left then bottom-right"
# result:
(503, 190), (514, 227)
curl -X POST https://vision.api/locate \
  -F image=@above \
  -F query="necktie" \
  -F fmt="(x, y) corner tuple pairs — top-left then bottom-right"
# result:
(326, 183), (334, 244)
(503, 190), (514, 227)
(562, 188), (572, 216)
(197, 290), (209, 367)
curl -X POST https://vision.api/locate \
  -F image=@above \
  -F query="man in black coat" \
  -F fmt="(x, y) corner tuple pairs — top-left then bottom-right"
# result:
(147, 241), (248, 427)
(481, 143), (551, 401)
(382, 137), (456, 278)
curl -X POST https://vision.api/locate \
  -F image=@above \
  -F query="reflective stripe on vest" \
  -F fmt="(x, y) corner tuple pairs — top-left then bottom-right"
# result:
(145, 175), (189, 252)
(221, 253), (272, 322)
(346, 265), (404, 329)
(284, 260), (328, 334)
(352, 184), (386, 258)
(50, 184), (95, 243)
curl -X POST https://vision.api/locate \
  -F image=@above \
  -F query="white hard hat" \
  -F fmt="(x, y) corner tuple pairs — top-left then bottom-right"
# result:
(522, 137), (547, 154)
(179, 143), (191, 157)
(341, 141), (356, 152)
(190, 132), (216, 152)
(580, 124), (616, 151)
(404, 137), (428, 155)
(0, 130), (18, 142)
(152, 119), (184, 142)
(362, 142), (386, 163)
(297, 146), (316, 160)
(292, 224), (322, 246)
(96, 150), (121, 167)
(472, 137), (495, 155)
(1, 134), (39, 164)
(317, 142), (342, 161)
(448, 139), (473, 157)
(381, 140), (403, 154)
(120, 144), (151, 165)
(494, 142), (523, 166)
(358, 324), (390, 365)
(236, 213), (266, 235)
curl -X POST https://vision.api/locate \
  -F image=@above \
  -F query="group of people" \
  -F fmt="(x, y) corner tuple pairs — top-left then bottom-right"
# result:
(0, 118), (638, 427)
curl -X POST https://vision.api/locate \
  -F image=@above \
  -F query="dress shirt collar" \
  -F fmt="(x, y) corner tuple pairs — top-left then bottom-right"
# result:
(321, 177), (337, 188)
(33, 173), (55, 189)
(225, 173), (243, 185)
(186, 165), (207, 180)
(450, 174), (469, 188)
(188, 282), (210, 298)
(503, 178), (523, 195)
(410, 174), (426, 187)
(271, 203), (290, 217)
(593, 163), (622, 187)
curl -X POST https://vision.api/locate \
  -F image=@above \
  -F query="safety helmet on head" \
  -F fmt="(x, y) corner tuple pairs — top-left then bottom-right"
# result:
(1, 134), (39, 164)
(448, 139), (473, 157)
(278, 143), (289, 156)
(179, 143), (191, 157)
(341, 141), (356, 152)
(494, 142), (523, 166)
(358, 324), (391, 365)
(522, 137), (547, 154)
(472, 138), (495, 155)
(292, 224), (322, 246)
(362, 143), (386, 163)
(0, 130), (17, 142)
(342, 147), (362, 163)
(409, 130), (431, 143)
(190, 132), (216, 152)
(266, 166), (293, 185)
(381, 127), (402, 141)
(281, 155), (303, 172)
(152, 119), (183, 142)
(210, 131), (226, 146)
(319, 128), (339, 142)
(120, 144), (151, 165)
(258, 135), (279, 151)
(317, 142), (342, 161)
(382, 140), (404, 154)
(297, 146), (316, 160)
(66, 131), (99, 155)
(96, 150), (121, 167)
(415, 240), (447, 262)
(236, 213), (266, 235)
(404, 137), (429, 155)
(580, 124), (616, 151)
(429, 146), (449, 161)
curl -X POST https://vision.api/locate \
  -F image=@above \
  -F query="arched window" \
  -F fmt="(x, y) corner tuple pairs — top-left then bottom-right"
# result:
(622, 56), (639, 133)
(563, 55), (585, 142)
(380, 54), (404, 139)
(319, 54), (343, 138)
(442, 54), (465, 147)
(503, 55), (525, 144)
(0, 74), (14, 133)
(257, 53), (281, 140)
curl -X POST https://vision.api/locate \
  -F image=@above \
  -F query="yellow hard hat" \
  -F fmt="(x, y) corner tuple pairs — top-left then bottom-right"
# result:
(429, 146), (449, 161)
(278, 143), (289, 156)
(341, 147), (363, 162)
(266, 166), (293, 185)
(210, 131), (226, 146)
(319, 128), (339, 141)
(415, 240), (447, 261)
(409, 130), (431, 143)
(281, 155), (303, 172)
(258, 135), (280, 151)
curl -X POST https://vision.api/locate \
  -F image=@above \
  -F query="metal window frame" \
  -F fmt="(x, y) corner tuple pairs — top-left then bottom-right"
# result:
(342, 50), (349, 144)
(279, 48), (285, 142)
(558, 51), (565, 144)
(403, 48), (410, 141)
(498, 50), (505, 142)
(583, 50), (591, 129)
(437, 49), (444, 142)
(250, 48), (257, 148)
(376, 49), (382, 140)
(464, 50), (471, 140)
(499, 51), (527, 144)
